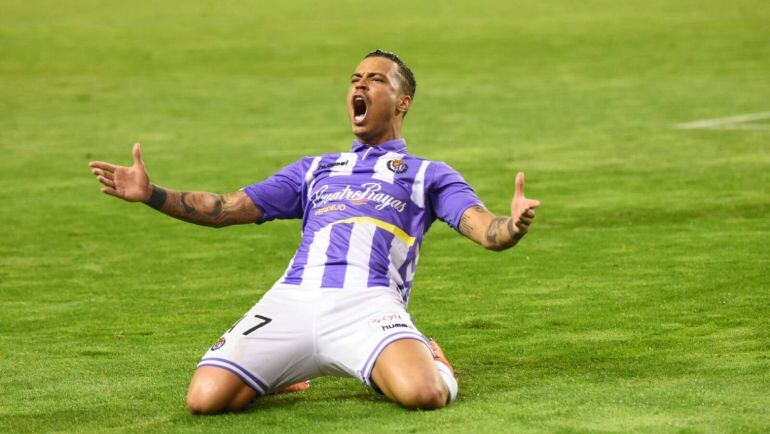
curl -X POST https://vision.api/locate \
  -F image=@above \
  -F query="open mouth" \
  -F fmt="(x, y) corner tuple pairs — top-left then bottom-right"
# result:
(353, 95), (367, 122)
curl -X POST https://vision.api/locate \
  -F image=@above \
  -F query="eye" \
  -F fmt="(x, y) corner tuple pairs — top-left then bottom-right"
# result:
(373, 77), (384, 82)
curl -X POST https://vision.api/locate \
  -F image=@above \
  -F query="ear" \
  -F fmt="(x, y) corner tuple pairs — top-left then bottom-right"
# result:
(396, 95), (412, 116)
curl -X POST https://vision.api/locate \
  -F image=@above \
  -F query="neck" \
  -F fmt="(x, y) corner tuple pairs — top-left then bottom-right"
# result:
(354, 119), (402, 146)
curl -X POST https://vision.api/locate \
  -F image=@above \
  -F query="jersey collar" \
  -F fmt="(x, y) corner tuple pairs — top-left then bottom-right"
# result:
(351, 138), (407, 153)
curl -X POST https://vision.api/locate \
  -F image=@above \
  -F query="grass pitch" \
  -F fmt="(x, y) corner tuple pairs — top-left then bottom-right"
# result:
(1, 0), (769, 432)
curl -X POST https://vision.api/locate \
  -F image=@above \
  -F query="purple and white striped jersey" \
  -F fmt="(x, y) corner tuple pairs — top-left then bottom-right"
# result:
(243, 138), (484, 305)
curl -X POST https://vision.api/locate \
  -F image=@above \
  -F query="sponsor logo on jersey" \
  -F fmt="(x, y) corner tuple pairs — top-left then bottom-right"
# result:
(386, 159), (408, 174)
(311, 182), (407, 212)
(369, 312), (414, 332)
(314, 203), (346, 216)
(211, 337), (226, 351)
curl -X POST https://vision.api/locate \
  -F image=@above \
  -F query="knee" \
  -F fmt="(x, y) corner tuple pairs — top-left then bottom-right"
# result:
(395, 379), (448, 410)
(187, 391), (227, 415)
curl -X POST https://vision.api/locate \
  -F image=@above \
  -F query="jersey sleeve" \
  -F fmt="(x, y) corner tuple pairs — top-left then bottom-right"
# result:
(242, 158), (308, 224)
(427, 161), (485, 231)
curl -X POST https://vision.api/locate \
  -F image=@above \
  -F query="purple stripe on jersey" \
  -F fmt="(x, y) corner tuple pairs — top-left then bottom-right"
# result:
(283, 230), (315, 285)
(199, 357), (269, 392)
(402, 286), (413, 304)
(397, 245), (414, 286)
(321, 223), (354, 288)
(360, 331), (430, 385)
(196, 364), (264, 395)
(368, 229), (395, 288)
(396, 243), (420, 303)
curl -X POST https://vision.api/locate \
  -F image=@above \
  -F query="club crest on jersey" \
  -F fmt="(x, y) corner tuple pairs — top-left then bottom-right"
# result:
(211, 337), (226, 351)
(386, 159), (408, 174)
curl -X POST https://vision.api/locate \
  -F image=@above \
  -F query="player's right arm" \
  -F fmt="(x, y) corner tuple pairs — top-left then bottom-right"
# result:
(88, 143), (262, 227)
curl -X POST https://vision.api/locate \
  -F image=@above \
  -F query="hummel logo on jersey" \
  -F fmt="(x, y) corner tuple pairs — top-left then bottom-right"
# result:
(310, 183), (407, 212)
(318, 161), (348, 170)
(386, 159), (408, 174)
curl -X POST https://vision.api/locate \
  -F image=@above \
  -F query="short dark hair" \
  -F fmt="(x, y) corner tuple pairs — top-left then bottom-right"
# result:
(364, 49), (416, 100)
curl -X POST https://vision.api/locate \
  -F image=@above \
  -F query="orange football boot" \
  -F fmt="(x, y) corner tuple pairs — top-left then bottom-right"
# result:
(278, 380), (311, 394)
(428, 339), (456, 378)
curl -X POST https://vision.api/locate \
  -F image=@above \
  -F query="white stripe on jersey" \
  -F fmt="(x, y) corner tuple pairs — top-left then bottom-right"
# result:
(410, 160), (431, 208)
(305, 156), (322, 201)
(305, 156), (322, 183)
(372, 152), (405, 184)
(300, 224), (333, 285)
(387, 237), (410, 290)
(342, 223), (377, 289)
(329, 152), (358, 177)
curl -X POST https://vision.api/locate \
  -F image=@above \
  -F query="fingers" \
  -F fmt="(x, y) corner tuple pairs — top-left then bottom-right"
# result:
(515, 208), (536, 231)
(101, 187), (121, 198)
(89, 161), (117, 171)
(91, 168), (114, 180)
(132, 143), (143, 166)
(97, 175), (115, 188)
(514, 172), (525, 198)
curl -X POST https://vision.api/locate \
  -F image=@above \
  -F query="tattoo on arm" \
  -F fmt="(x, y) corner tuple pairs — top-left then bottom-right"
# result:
(180, 192), (197, 215)
(205, 195), (223, 217)
(146, 188), (256, 228)
(459, 205), (484, 236)
(144, 185), (168, 210)
(509, 218), (525, 241)
(485, 217), (510, 246)
(485, 216), (524, 250)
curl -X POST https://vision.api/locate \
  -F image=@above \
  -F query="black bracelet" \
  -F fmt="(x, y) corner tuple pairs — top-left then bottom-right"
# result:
(145, 185), (167, 210)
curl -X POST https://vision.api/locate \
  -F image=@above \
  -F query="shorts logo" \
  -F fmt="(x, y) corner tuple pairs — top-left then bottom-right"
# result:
(211, 337), (226, 351)
(386, 160), (408, 174)
(369, 312), (413, 333)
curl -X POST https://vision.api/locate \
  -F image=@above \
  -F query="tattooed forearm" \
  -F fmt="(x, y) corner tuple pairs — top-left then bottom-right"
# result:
(459, 205), (485, 236)
(143, 186), (258, 228)
(144, 185), (168, 210)
(485, 217), (510, 246)
(205, 195), (223, 217)
(484, 216), (524, 251)
(180, 192), (197, 215)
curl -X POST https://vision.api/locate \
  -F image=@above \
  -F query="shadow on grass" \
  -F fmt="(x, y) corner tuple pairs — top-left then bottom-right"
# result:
(244, 388), (382, 413)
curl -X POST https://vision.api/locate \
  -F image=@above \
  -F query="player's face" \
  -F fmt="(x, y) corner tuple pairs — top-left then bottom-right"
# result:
(348, 57), (411, 144)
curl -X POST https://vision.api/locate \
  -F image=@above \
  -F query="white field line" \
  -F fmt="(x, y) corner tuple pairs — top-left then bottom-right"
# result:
(676, 111), (770, 130)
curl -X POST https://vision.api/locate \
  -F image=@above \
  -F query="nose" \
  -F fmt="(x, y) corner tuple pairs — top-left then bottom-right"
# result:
(355, 80), (368, 91)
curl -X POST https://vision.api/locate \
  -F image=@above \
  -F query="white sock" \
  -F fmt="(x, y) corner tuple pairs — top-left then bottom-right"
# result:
(435, 360), (458, 403)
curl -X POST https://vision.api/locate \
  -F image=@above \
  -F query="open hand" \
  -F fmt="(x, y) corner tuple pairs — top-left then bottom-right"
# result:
(88, 143), (151, 202)
(510, 172), (541, 235)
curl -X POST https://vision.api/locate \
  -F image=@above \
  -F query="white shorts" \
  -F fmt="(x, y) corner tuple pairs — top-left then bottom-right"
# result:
(196, 284), (430, 396)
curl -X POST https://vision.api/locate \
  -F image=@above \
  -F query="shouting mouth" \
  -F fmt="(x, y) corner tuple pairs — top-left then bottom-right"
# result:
(352, 95), (367, 123)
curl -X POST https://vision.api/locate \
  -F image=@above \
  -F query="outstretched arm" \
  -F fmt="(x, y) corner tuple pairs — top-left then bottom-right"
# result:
(88, 143), (262, 228)
(458, 172), (540, 251)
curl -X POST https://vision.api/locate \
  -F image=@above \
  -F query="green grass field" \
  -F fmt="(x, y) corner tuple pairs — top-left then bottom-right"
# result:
(1, 0), (769, 432)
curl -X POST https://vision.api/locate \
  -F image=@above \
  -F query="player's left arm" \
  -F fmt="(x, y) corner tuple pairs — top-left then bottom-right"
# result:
(458, 172), (540, 251)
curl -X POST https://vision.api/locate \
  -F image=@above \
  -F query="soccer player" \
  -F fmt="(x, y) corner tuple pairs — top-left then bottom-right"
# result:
(88, 50), (540, 412)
